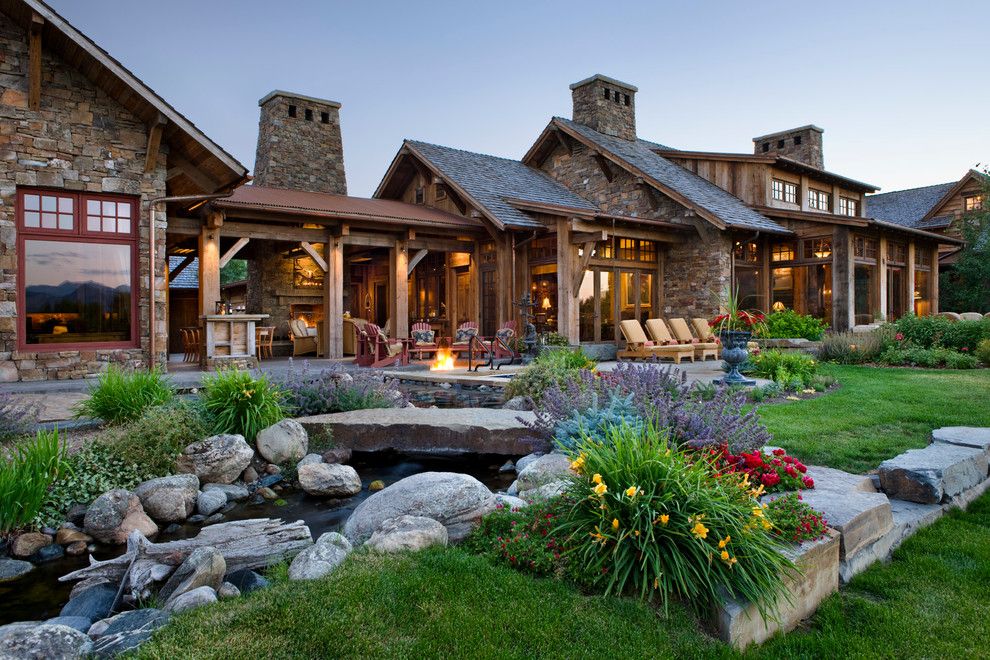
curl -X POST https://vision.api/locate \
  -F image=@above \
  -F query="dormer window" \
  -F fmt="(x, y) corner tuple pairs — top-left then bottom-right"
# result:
(808, 188), (831, 211)
(771, 178), (798, 204)
(839, 196), (859, 217)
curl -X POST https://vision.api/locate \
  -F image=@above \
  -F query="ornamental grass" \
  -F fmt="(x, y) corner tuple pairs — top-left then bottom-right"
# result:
(0, 428), (68, 534)
(73, 365), (174, 424)
(200, 369), (286, 442)
(556, 422), (795, 617)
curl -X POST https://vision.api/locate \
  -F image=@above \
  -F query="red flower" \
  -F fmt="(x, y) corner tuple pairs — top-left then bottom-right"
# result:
(895, 332), (904, 341)
(962, 347), (969, 352)
(762, 472), (781, 487)
(802, 476), (815, 488)
(772, 448), (786, 456)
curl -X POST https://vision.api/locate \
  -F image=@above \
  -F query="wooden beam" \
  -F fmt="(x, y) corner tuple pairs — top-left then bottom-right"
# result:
(570, 219), (683, 244)
(168, 255), (194, 282)
(554, 128), (572, 156)
(344, 233), (398, 248)
(635, 178), (660, 211)
(144, 114), (167, 174)
(408, 237), (474, 253)
(219, 237), (250, 269)
(299, 241), (328, 272)
(198, 225), (221, 316)
(28, 13), (43, 110)
(591, 151), (613, 182)
(168, 154), (220, 193)
(407, 249), (428, 275)
(391, 239), (409, 339)
(572, 241), (597, 293)
(445, 186), (468, 214)
(570, 230), (607, 245)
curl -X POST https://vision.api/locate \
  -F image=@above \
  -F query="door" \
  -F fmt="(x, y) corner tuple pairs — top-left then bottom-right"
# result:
(374, 283), (388, 326)
(887, 267), (905, 320)
(167, 293), (198, 354)
(480, 269), (496, 336)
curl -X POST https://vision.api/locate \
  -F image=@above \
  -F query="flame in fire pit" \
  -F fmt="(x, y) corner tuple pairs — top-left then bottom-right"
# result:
(431, 348), (455, 371)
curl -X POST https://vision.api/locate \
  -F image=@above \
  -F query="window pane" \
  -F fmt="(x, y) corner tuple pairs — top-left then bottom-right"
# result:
(58, 214), (73, 230)
(103, 218), (116, 233)
(600, 271), (615, 341)
(87, 200), (101, 215)
(41, 196), (57, 212)
(58, 197), (73, 213)
(41, 213), (56, 229)
(23, 239), (132, 345)
(87, 216), (101, 232)
(24, 211), (40, 228)
(102, 201), (116, 216)
(117, 202), (131, 218)
(117, 218), (130, 234)
(24, 194), (39, 211)
(578, 270), (596, 342)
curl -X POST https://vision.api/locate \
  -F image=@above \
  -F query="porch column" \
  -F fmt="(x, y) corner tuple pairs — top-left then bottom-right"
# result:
(496, 236), (513, 326)
(323, 235), (344, 358)
(556, 217), (580, 344)
(831, 226), (853, 331)
(878, 236), (888, 321)
(390, 238), (409, 339)
(906, 241), (916, 317)
(931, 249), (940, 315)
(513, 234), (529, 331)
(198, 214), (221, 316)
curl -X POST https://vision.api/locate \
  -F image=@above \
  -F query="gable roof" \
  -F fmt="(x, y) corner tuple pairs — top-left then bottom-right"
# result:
(865, 182), (957, 229)
(0, 0), (248, 194)
(542, 118), (790, 234)
(394, 140), (599, 230)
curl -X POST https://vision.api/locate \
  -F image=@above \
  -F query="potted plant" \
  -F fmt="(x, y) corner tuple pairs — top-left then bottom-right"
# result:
(710, 289), (765, 385)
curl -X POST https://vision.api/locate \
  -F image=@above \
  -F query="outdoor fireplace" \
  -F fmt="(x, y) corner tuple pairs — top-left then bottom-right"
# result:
(290, 303), (324, 329)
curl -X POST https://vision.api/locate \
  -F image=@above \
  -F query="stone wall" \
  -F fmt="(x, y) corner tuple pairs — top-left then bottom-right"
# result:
(0, 18), (167, 381)
(245, 248), (324, 343)
(662, 231), (732, 319)
(753, 126), (824, 170)
(571, 77), (636, 141)
(253, 92), (346, 195)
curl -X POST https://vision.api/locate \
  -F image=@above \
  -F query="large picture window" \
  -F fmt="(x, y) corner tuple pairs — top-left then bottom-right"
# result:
(17, 189), (138, 349)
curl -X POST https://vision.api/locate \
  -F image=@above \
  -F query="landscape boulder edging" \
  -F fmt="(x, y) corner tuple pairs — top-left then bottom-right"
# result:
(134, 474), (200, 523)
(366, 515), (448, 553)
(256, 419), (309, 465)
(177, 434), (255, 485)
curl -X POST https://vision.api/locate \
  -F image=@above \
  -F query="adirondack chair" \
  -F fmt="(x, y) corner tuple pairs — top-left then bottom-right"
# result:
(409, 322), (441, 360)
(355, 323), (409, 368)
(491, 321), (519, 360)
(447, 321), (481, 357)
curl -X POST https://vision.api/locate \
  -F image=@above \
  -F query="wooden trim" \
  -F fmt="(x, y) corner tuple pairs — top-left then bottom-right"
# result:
(219, 236), (249, 269)
(168, 154), (221, 194)
(28, 12), (43, 111)
(922, 169), (987, 220)
(299, 241), (328, 272)
(754, 205), (869, 227)
(143, 114), (167, 174)
(569, 219), (684, 243)
(407, 248), (428, 275)
(573, 241), (596, 293)
(570, 230), (607, 245)
(554, 128), (572, 156)
(590, 150), (614, 182)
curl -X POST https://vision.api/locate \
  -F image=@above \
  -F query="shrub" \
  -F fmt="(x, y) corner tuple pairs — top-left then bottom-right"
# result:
(765, 493), (829, 544)
(816, 329), (889, 364)
(277, 363), (407, 416)
(712, 446), (814, 492)
(541, 332), (571, 347)
(977, 339), (990, 367)
(878, 346), (978, 369)
(557, 423), (793, 615)
(553, 393), (643, 452)
(92, 401), (209, 478)
(759, 310), (828, 341)
(74, 366), (174, 424)
(465, 499), (573, 578)
(504, 348), (595, 402)
(891, 314), (990, 352)
(0, 392), (39, 441)
(751, 349), (818, 387)
(200, 369), (287, 442)
(0, 428), (68, 534)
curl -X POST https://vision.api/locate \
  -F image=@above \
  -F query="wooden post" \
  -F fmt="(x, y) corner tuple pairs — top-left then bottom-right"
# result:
(831, 226), (853, 331)
(198, 218), (221, 317)
(513, 235), (529, 331)
(906, 241), (916, 317)
(556, 218), (579, 344)
(931, 246), (940, 315)
(390, 238), (409, 339)
(877, 236), (888, 321)
(495, 236), (513, 327)
(323, 235), (344, 358)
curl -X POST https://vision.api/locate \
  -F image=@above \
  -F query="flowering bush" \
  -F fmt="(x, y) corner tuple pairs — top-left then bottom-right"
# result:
(712, 445), (814, 492)
(464, 499), (573, 578)
(275, 362), (407, 416)
(504, 348), (595, 402)
(710, 287), (766, 334)
(556, 423), (793, 616)
(765, 493), (829, 544)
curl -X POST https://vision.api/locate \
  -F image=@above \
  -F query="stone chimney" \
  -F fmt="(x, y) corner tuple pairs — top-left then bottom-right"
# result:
(752, 125), (824, 170)
(253, 90), (347, 194)
(570, 74), (637, 141)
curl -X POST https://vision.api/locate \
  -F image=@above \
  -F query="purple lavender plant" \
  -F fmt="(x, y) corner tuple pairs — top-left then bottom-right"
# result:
(273, 361), (408, 416)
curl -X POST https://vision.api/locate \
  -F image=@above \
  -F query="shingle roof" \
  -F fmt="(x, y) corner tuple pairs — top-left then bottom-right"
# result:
(553, 118), (788, 234)
(405, 140), (598, 230)
(169, 257), (199, 289)
(864, 182), (956, 229)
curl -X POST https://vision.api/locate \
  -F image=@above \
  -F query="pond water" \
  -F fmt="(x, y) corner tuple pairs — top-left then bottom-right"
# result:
(401, 382), (505, 409)
(0, 451), (517, 626)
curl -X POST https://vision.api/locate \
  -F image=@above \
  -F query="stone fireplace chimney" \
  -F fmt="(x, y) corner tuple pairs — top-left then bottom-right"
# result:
(752, 125), (824, 170)
(570, 74), (637, 141)
(253, 90), (347, 194)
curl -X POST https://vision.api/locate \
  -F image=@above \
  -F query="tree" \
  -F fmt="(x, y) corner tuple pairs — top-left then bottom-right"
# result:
(220, 259), (248, 285)
(939, 178), (990, 313)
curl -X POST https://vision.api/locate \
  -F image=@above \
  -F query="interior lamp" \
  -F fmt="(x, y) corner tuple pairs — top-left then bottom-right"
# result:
(541, 296), (552, 310)
(771, 301), (786, 312)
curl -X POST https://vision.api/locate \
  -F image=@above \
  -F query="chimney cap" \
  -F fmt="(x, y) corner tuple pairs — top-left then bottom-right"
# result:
(751, 124), (823, 142)
(569, 74), (638, 93)
(258, 90), (342, 109)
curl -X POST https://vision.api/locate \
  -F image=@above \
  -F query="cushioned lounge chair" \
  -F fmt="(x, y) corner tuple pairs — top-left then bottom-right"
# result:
(642, 319), (695, 363)
(668, 317), (719, 361)
(618, 319), (692, 363)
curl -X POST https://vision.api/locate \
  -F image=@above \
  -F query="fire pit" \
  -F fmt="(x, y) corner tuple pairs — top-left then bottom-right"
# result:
(430, 347), (455, 371)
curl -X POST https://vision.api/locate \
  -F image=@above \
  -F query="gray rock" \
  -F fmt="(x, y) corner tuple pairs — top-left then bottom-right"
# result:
(343, 471), (497, 544)
(298, 463), (362, 497)
(43, 617), (91, 633)
(11, 532), (52, 557)
(0, 623), (92, 659)
(177, 434), (254, 485)
(159, 546), (226, 605)
(204, 513), (226, 525)
(196, 490), (227, 517)
(187, 514), (206, 524)
(69, 578), (110, 601)
(241, 466), (259, 484)
(288, 532), (352, 580)
(366, 515), (448, 553)
(495, 494), (529, 510)
(217, 582), (241, 599)
(0, 558), (33, 583)
(224, 569), (269, 594)
(256, 419), (309, 465)
(296, 453), (324, 470)
(164, 586), (217, 613)
(256, 474), (283, 489)
(515, 453), (573, 493)
(499, 460), (515, 473)
(89, 609), (170, 658)
(202, 483), (250, 502)
(84, 490), (158, 545)
(506, 480), (519, 496)
(878, 443), (989, 504)
(838, 498), (944, 583)
(66, 504), (88, 527)
(134, 474), (200, 523)
(932, 426), (990, 454)
(502, 396), (531, 411)
(55, 525), (92, 546)
(31, 544), (64, 563)
(519, 479), (569, 502)
(322, 447), (352, 464)
(59, 583), (117, 622)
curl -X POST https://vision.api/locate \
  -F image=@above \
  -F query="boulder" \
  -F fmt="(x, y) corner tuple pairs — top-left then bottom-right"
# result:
(878, 443), (988, 504)
(65, 541), (88, 557)
(11, 532), (51, 558)
(84, 490), (158, 545)
(501, 395), (531, 411)
(256, 419), (309, 465)
(224, 569), (269, 594)
(134, 474), (200, 522)
(515, 453), (573, 493)
(89, 609), (170, 658)
(60, 583), (117, 623)
(931, 426), (990, 455)
(298, 463), (362, 497)
(164, 586), (217, 614)
(43, 616), (91, 633)
(32, 544), (64, 563)
(177, 434), (254, 485)
(159, 546), (226, 605)
(296, 453), (323, 470)
(0, 558), (33, 583)
(202, 483), (250, 503)
(495, 494), (529, 510)
(69, 577), (111, 601)
(197, 490), (227, 517)
(288, 532), (352, 580)
(322, 447), (352, 464)
(499, 460), (515, 473)
(55, 526), (92, 546)
(368, 480), (385, 492)
(66, 504), (88, 527)
(366, 515), (448, 553)
(343, 471), (497, 544)
(0, 623), (93, 659)
(217, 582), (241, 599)
(241, 466), (259, 484)
(519, 480), (569, 502)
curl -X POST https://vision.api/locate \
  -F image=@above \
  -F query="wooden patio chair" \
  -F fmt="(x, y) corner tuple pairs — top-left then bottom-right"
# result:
(641, 319), (695, 363)
(410, 322), (441, 360)
(361, 323), (409, 368)
(447, 321), (482, 358)
(618, 319), (692, 363)
(255, 326), (275, 360)
(669, 318), (719, 361)
(289, 319), (318, 357)
(491, 321), (518, 360)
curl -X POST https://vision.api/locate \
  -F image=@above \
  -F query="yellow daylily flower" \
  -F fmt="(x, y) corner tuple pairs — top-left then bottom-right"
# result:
(592, 473), (603, 484)
(659, 514), (670, 525)
(720, 550), (730, 561)
(691, 521), (709, 539)
(718, 535), (731, 549)
(625, 485), (639, 497)
(612, 518), (620, 531)
(749, 484), (765, 498)
(752, 506), (765, 518)
(593, 482), (608, 496)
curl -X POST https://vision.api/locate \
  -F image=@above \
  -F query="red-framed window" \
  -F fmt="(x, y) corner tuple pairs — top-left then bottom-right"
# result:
(16, 188), (139, 351)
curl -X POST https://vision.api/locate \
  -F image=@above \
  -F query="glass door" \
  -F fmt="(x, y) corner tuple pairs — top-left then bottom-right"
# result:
(887, 267), (905, 320)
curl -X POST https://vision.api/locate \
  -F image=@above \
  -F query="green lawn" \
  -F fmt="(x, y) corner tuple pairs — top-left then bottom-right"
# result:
(756, 365), (990, 473)
(139, 492), (990, 659)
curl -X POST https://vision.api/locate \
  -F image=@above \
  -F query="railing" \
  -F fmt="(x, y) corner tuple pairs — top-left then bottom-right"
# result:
(467, 334), (520, 372)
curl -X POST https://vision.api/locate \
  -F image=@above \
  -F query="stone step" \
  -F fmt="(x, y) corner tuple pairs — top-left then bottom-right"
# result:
(838, 498), (942, 582)
(878, 443), (989, 504)
(932, 427), (990, 456)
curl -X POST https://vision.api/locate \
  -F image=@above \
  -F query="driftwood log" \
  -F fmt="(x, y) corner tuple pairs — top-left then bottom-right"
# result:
(59, 518), (313, 586)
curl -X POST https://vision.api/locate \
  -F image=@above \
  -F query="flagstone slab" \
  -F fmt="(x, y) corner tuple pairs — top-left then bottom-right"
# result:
(878, 443), (988, 504)
(931, 427), (990, 457)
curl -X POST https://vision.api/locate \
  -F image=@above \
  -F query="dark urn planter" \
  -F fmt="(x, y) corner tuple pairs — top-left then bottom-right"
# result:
(719, 330), (756, 386)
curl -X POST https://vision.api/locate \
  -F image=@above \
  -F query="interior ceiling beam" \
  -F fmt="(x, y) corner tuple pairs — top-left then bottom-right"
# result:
(300, 241), (329, 272)
(219, 236), (250, 269)
(28, 13), (43, 111)
(144, 113), (167, 174)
